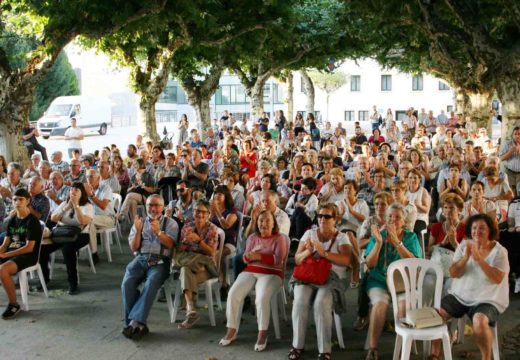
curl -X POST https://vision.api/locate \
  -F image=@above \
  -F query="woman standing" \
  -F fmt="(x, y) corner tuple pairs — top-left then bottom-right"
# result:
(220, 210), (288, 352)
(178, 114), (189, 146)
(289, 204), (352, 360)
(364, 204), (422, 360)
(431, 214), (509, 360)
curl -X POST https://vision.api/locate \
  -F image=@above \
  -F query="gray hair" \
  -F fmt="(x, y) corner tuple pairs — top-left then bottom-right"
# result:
(7, 162), (22, 174)
(86, 169), (100, 178)
(146, 194), (164, 206)
(385, 203), (407, 223)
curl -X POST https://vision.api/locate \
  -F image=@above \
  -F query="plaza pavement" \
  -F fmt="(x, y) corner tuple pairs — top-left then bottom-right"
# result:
(1, 232), (519, 360)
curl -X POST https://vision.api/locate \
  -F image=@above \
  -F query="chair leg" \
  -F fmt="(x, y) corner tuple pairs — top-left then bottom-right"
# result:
(457, 317), (466, 344)
(492, 325), (500, 360)
(334, 312), (345, 349)
(19, 271), (29, 311)
(400, 335), (413, 360)
(206, 282), (216, 326)
(393, 334), (403, 360)
(441, 332), (453, 360)
(49, 252), (55, 280)
(279, 287), (287, 321)
(213, 282), (222, 311)
(86, 246), (96, 274)
(115, 225), (123, 253)
(163, 281), (174, 323)
(104, 232), (113, 262)
(171, 281), (182, 324)
(36, 265), (49, 298)
(271, 294), (281, 339)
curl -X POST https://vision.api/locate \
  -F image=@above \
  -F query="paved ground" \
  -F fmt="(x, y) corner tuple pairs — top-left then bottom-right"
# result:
(1, 227), (519, 360)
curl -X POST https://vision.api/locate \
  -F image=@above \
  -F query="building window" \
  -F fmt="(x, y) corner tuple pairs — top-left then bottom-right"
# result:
(273, 84), (284, 104)
(396, 110), (408, 121)
(358, 110), (368, 121)
(447, 105), (454, 113)
(412, 75), (423, 91)
(158, 82), (177, 103)
(344, 111), (355, 121)
(350, 75), (360, 91)
(438, 81), (450, 91)
(381, 75), (392, 91)
(215, 85), (249, 105)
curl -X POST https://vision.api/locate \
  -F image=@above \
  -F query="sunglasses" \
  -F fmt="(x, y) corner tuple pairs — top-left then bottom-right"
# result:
(317, 214), (334, 220)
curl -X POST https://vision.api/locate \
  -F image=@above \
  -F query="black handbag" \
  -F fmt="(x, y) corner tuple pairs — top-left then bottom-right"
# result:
(51, 225), (82, 244)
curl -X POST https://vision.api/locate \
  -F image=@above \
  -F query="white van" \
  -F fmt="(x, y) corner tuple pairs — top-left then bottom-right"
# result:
(37, 96), (112, 139)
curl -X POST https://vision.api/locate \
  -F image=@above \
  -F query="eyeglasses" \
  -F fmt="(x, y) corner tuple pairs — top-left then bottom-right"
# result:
(176, 188), (186, 193)
(317, 214), (334, 220)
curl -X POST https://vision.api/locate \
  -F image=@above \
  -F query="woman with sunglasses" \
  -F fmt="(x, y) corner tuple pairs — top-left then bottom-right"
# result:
(220, 210), (288, 352)
(176, 199), (219, 329)
(288, 203), (352, 360)
(40, 182), (93, 295)
(364, 203), (422, 360)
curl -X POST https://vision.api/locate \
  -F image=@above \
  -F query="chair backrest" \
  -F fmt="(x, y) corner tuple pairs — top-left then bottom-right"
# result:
(387, 258), (443, 319)
(35, 220), (46, 263)
(112, 193), (122, 214)
(235, 211), (244, 251)
(215, 227), (226, 273)
(281, 234), (291, 278)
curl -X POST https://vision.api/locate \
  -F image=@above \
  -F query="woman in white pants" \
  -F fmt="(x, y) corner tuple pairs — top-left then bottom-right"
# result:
(289, 203), (352, 360)
(220, 210), (288, 352)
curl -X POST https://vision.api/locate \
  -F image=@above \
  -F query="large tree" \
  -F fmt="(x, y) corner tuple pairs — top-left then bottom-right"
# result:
(348, 0), (520, 138)
(0, 0), (166, 161)
(308, 70), (347, 122)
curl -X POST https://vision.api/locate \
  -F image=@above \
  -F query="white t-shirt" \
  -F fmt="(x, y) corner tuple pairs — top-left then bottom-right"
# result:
(336, 198), (369, 231)
(64, 127), (84, 149)
(55, 202), (94, 233)
(300, 229), (351, 279)
(449, 240), (510, 313)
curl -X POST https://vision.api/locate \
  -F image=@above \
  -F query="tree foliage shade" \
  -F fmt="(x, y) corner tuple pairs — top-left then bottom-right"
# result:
(30, 51), (79, 121)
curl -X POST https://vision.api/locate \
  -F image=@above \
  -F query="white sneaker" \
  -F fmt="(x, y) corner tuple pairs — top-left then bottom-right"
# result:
(514, 277), (520, 294)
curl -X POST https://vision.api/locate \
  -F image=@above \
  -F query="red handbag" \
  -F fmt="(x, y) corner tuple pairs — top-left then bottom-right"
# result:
(292, 234), (337, 285)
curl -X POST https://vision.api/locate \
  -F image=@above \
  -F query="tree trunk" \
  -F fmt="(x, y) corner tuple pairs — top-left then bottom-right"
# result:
(286, 71), (294, 121)
(250, 82), (265, 120)
(137, 95), (159, 143)
(300, 69), (315, 115)
(326, 94), (330, 122)
(192, 97), (212, 137)
(0, 81), (38, 163)
(455, 87), (471, 115)
(497, 81), (520, 142)
(466, 91), (493, 134)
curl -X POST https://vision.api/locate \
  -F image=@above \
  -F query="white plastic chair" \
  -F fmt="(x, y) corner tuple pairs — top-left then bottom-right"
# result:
(167, 227), (225, 326)
(387, 258), (452, 360)
(19, 221), (49, 311)
(96, 193), (123, 262)
(456, 316), (500, 359)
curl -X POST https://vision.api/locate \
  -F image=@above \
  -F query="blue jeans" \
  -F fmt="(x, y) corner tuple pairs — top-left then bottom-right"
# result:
(371, 122), (379, 131)
(121, 255), (170, 325)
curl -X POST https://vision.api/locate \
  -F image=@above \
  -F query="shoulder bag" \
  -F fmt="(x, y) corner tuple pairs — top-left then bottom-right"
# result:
(293, 233), (337, 285)
(51, 225), (83, 244)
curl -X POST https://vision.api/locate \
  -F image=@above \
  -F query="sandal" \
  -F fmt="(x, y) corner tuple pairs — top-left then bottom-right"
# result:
(318, 353), (331, 360)
(287, 347), (304, 360)
(365, 348), (378, 360)
(178, 311), (200, 329)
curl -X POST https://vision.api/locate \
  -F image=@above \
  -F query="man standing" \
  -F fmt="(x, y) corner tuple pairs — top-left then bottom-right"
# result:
(0, 189), (42, 319)
(121, 194), (177, 339)
(84, 169), (114, 263)
(64, 117), (84, 159)
(500, 126), (520, 194)
(370, 105), (380, 130)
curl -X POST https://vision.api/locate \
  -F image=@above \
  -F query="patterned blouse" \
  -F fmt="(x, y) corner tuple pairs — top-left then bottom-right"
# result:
(179, 220), (219, 263)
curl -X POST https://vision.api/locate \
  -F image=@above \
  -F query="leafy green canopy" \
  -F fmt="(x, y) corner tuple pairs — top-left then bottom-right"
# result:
(30, 51), (79, 121)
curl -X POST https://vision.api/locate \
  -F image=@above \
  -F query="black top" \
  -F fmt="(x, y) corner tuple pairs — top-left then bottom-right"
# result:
(6, 213), (42, 255)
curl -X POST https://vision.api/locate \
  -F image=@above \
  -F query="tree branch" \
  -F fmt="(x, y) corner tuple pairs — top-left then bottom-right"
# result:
(200, 24), (264, 46)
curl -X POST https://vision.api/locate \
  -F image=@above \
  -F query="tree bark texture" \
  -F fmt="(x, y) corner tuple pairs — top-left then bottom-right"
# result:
(455, 87), (471, 116)
(250, 82), (266, 120)
(497, 81), (520, 142)
(300, 70), (315, 115)
(138, 95), (159, 143)
(180, 65), (223, 138)
(466, 91), (493, 134)
(286, 71), (294, 122)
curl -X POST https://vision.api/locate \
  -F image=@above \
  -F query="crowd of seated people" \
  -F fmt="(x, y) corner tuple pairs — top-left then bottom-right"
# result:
(0, 108), (517, 360)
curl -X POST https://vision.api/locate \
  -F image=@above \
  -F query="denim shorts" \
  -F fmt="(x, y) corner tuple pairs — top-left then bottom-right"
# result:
(441, 294), (499, 327)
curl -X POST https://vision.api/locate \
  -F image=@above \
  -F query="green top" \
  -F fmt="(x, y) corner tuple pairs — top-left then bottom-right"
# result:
(365, 230), (422, 291)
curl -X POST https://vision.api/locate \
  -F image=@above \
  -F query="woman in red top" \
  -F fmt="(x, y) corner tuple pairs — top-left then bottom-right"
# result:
(220, 210), (288, 352)
(428, 193), (466, 254)
(368, 128), (385, 144)
(240, 139), (257, 178)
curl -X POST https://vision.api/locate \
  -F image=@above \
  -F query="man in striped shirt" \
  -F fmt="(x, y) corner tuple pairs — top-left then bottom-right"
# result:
(500, 126), (520, 195)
